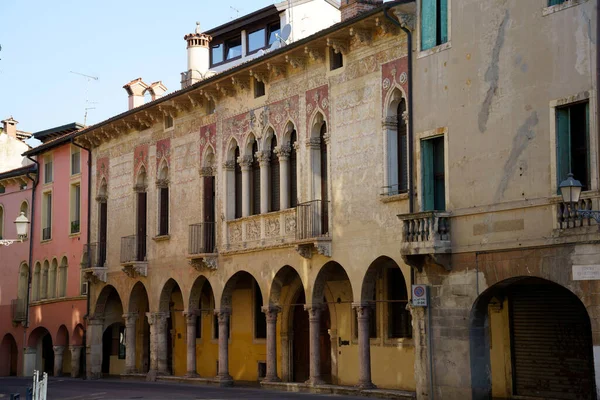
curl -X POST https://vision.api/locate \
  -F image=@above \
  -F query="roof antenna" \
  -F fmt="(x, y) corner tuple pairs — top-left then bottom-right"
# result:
(230, 6), (240, 19)
(70, 70), (99, 126)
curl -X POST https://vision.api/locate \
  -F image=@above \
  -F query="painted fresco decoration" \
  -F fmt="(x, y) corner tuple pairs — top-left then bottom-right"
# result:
(305, 85), (329, 136)
(155, 138), (171, 171)
(133, 144), (149, 179)
(268, 95), (299, 136)
(96, 157), (109, 189)
(199, 123), (217, 160)
(381, 57), (409, 106)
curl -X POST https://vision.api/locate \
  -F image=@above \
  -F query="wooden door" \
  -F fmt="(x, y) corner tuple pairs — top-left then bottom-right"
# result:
(136, 192), (147, 261)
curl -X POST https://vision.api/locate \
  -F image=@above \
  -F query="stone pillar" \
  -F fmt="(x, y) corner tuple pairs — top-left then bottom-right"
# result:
(53, 345), (65, 377)
(408, 303), (429, 399)
(87, 317), (104, 380)
(123, 312), (138, 374)
(215, 309), (233, 386)
(306, 138), (321, 201)
(23, 347), (36, 376)
(238, 155), (252, 217)
(257, 151), (270, 214)
(69, 345), (83, 378)
(353, 303), (376, 389)
(223, 161), (236, 221)
(262, 306), (281, 382)
(184, 312), (199, 377)
(305, 305), (324, 385)
(275, 145), (291, 210)
(147, 312), (169, 380)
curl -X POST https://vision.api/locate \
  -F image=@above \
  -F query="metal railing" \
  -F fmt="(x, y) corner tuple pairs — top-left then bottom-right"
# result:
(296, 200), (330, 240)
(121, 235), (146, 263)
(82, 242), (107, 269)
(42, 227), (51, 241)
(189, 222), (216, 255)
(11, 298), (26, 322)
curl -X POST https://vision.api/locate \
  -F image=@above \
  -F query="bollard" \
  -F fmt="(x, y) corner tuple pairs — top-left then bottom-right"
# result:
(9, 393), (20, 400)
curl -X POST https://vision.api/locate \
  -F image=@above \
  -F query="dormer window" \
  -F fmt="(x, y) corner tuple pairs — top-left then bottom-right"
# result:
(211, 43), (224, 65)
(225, 36), (242, 60)
(247, 22), (281, 54)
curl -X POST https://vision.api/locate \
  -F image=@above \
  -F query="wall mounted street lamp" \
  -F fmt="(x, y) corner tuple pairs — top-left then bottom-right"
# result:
(559, 173), (600, 225)
(0, 212), (30, 246)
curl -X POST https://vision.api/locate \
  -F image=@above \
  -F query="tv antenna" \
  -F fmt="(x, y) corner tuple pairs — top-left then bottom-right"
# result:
(70, 70), (99, 125)
(230, 6), (240, 19)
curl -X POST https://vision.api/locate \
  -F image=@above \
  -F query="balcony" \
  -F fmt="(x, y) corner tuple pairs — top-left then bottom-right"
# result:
(226, 208), (297, 253)
(81, 242), (107, 283)
(188, 222), (217, 270)
(11, 299), (26, 324)
(397, 211), (452, 271)
(295, 200), (332, 258)
(120, 235), (148, 278)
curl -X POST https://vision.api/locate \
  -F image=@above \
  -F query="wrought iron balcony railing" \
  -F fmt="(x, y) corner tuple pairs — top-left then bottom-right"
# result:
(82, 242), (107, 269)
(296, 200), (330, 241)
(189, 222), (216, 255)
(121, 235), (146, 264)
(11, 298), (26, 323)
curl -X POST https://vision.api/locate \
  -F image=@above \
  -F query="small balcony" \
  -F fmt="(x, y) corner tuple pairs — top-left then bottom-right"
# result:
(120, 235), (147, 278)
(397, 211), (452, 271)
(188, 222), (217, 271)
(11, 299), (26, 324)
(295, 200), (332, 259)
(81, 242), (107, 283)
(225, 208), (297, 253)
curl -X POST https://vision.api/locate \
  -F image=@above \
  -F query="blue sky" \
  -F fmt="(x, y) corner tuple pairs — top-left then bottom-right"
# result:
(0, 0), (274, 134)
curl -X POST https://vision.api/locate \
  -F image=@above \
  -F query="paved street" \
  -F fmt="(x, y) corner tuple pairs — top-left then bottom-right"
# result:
(0, 378), (372, 400)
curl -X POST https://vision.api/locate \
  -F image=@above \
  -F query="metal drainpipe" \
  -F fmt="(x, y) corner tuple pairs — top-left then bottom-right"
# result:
(71, 139), (92, 319)
(596, 0), (599, 185)
(384, 4), (435, 400)
(23, 156), (39, 337)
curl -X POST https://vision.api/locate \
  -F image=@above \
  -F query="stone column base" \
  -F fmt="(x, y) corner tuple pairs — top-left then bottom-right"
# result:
(356, 381), (377, 390)
(215, 374), (234, 387)
(305, 377), (325, 386)
(185, 372), (200, 378)
(263, 376), (281, 383)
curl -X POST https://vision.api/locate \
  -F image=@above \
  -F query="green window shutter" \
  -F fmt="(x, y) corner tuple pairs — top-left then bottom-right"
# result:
(440, 0), (448, 44)
(548, 0), (565, 6)
(556, 107), (571, 192)
(422, 140), (434, 211)
(433, 137), (446, 211)
(421, 0), (437, 50)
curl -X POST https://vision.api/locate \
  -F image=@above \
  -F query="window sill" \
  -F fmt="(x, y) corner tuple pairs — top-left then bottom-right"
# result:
(70, 172), (82, 179)
(40, 238), (52, 244)
(543, 0), (588, 16)
(417, 41), (452, 59)
(380, 192), (409, 204)
(69, 232), (81, 238)
(152, 234), (170, 242)
(164, 126), (174, 132)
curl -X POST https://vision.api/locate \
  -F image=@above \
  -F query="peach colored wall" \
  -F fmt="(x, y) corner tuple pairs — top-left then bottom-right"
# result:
(0, 178), (33, 376)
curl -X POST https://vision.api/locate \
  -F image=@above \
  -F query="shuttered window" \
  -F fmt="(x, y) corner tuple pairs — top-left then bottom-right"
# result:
(251, 141), (261, 216)
(397, 99), (408, 194)
(421, 0), (448, 51)
(270, 138), (280, 212)
(556, 101), (589, 192)
(422, 136), (445, 211)
(234, 147), (242, 219)
(320, 123), (329, 235)
(159, 187), (169, 236)
(290, 130), (298, 207)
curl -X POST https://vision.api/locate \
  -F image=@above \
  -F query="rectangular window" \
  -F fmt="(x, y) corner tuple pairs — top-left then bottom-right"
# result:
(330, 48), (343, 70)
(44, 156), (53, 184)
(254, 79), (265, 98)
(159, 187), (169, 236)
(248, 28), (266, 53)
(42, 192), (52, 240)
(71, 148), (81, 175)
(267, 22), (281, 45)
(71, 184), (81, 234)
(548, 0), (566, 5)
(164, 115), (173, 130)
(421, 0), (448, 51)
(118, 326), (126, 359)
(225, 36), (242, 60)
(422, 136), (445, 211)
(211, 43), (224, 65)
(557, 101), (590, 192)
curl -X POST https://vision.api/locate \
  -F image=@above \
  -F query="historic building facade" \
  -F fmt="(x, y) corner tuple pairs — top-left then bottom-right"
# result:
(66, 0), (598, 399)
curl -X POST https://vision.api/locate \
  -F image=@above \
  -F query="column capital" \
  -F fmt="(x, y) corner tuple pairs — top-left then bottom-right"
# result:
(352, 302), (372, 319)
(146, 311), (169, 325)
(274, 145), (291, 160)
(87, 316), (104, 326)
(262, 305), (281, 321)
(223, 160), (235, 171)
(69, 345), (84, 351)
(122, 312), (139, 324)
(237, 155), (253, 169)
(53, 345), (66, 355)
(304, 304), (323, 320)
(306, 137), (321, 149)
(184, 311), (198, 325)
(215, 308), (231, 323)
(255, 150), (271, 166)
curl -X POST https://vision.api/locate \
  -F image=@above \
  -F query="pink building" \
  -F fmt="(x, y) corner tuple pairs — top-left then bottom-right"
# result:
(0, 122), (89, 377)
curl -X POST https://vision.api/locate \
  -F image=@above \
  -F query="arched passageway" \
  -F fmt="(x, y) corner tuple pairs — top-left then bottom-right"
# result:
(90, 285), (124, 378)
(187, 276), (217, 377)
(310, 261), (353, 386)
(216, 271), (266, 384)
(0, 334), (18, 376)
(55, 325), (70, 376)
(26, 327), (54, 376)
(157, 279), (185, 376)
(126, 282), (150, 374)
(470, 277), (596, 400)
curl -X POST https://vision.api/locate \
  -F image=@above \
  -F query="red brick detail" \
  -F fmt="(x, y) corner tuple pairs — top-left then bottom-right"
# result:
(268, 95), (300, 139)
(134, 144), (149, 179)
(340, 0), (383, 21)
(305, 85), (329, 137)
(156, 138), (171, 172)
(381, 57), (409, 107)
(199, 123), (217, 160)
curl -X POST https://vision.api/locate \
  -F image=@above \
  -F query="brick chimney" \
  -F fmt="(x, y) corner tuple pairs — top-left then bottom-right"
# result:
(340, 0), (383, 21)
(123, 78), (149, 110)
(147, 81), (168, 101)
(1, 116), (18, 138)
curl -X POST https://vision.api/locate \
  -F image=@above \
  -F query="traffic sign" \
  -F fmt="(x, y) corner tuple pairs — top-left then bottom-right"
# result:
(412, 285), (429, 307)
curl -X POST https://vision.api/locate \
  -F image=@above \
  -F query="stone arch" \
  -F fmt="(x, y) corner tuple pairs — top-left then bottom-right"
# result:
(262, 125), (277, 149)
(0, 333), (18, 376)
(384, 85), (407, 118)
(27, 326), (54, 376)
(129, 281), (150, 313)
(220, 270), (265, 309)
(311, 261), (353, 305)
(158, 278), (183, 313)
(281, 120), (298, 145)
(93, 284), (123, 317)
(136, 165), (147, 188)
(469, 276), (596, 400)
(269, 265), (306, 307)
(309, 110), (327, 139)
(98, 177), (108, 198)
(72, 324), (84, 346)
(202, 145), (216, 168)
(27, 326), (51, 348)
(243, 132), (259, 156)
(56, 325), (69, 347)
(158, 158), (169, 181)
(226, 137), (239, 162)
(361, 255), (409, 301)
(188, 275), (216, 312)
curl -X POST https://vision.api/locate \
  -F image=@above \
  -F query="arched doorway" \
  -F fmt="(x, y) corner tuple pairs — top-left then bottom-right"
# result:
(470, 277), (596, 400)
(0, 334), (18, 376)
(27, 327), (53, 376)
(158, 279), (185, 376)
(188, 276), (217, 377)
(128, 282), (150, 373)
(94, 285), (124, 377)
(311, 261), (354, 385)
(56, 325), (70, 376)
